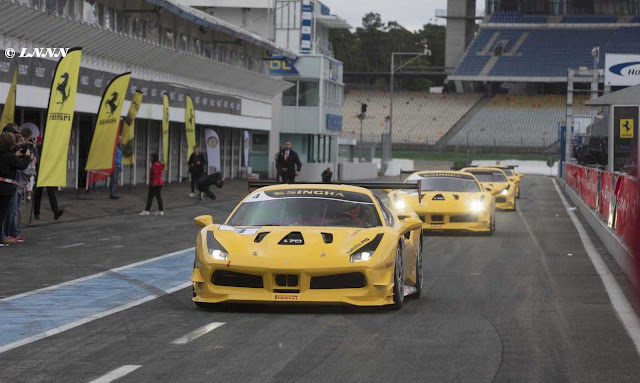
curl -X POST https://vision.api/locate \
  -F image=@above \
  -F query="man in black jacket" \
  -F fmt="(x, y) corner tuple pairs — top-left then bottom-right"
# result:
(277, 140), (302, 183)
(188, 146), (206, 197)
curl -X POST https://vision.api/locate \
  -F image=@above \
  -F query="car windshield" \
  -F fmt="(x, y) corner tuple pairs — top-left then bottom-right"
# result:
(470, 171), (507, 182)
(406, 176), (481, 193)
(227, 195), (382, 228)
(503, 169), (514, 177)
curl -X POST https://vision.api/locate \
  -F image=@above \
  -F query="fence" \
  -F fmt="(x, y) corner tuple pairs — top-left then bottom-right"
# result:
(565, 164), (639, 251)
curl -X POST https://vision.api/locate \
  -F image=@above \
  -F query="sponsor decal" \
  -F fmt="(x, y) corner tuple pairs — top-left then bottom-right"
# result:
(346, 237), (371, 254)
(273, 190), (346, 197)
(620, 119), (634, 139)
(432, 194), (445, 201)
(274, 294), (298, 301)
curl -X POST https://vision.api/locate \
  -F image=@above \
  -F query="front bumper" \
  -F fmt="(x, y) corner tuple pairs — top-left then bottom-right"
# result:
(494, 193), (516, 210)
(416, 212), (491, 232)
(192, 262), (396, 306)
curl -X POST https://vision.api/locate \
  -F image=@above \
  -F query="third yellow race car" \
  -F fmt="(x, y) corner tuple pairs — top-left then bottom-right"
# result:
(461, 167), (516, 211)
(387, 171), (495, 234)
(191, 182), (424, 309)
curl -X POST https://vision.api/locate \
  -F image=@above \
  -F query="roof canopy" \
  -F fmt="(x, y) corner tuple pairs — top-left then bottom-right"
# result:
(585, 84), (640, 106)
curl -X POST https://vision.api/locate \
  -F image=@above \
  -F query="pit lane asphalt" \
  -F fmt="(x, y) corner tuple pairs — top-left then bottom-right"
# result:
(1, 176), (640, 382)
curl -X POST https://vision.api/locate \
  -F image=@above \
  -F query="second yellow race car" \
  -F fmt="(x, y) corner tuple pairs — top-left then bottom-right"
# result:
(461, 167), (516, 211)
(191, 182), (424, 309)
(484, 165), (522, 198)
(387, 171), (496, 234)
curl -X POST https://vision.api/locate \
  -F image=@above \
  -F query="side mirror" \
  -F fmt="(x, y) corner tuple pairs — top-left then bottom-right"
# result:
(194, 215), (213, 228)
(400, 217), (422, 234)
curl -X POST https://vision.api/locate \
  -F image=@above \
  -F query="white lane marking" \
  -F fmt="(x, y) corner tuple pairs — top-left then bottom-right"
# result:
(57, 243), (85, 248)
(0, 247), (195, 303)
(170, 322), (226, 345)
(553, 178), (640, 355)
(88, 365), (142, 383)
(0, 296), (156, 354)
(165, 281), (192, 294)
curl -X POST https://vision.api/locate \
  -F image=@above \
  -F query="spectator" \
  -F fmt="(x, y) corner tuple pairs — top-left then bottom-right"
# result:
(3, 133), (27, 243)
(276, 140), (302, 183)
(322, 167), (333, 183)
(109, 135), (123, 200)
(0, 132), (32, 246)
(274, 147), (283, 183)
(188, 146), (206, 198)
(140, 153), (164, 216)
(196, 172), (223, 200)
(33, 135), (64, 221)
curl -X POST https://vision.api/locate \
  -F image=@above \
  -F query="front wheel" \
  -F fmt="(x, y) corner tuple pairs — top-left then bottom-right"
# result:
(390, 244), (404, 310)
(408, 238), (423, 299)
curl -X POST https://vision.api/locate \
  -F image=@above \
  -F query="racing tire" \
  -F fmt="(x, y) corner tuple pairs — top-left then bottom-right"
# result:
(408, 236), (423, 299)
(484, 209), (496, 236)
(390, 244), (405, 310)
(516, 185), (520, 199)
(512, 197), (517, 211)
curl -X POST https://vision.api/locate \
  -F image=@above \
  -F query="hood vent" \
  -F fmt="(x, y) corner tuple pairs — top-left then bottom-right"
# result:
(278, 232), (305, 245)
(254, 232), (270, 243)
(453, 195), (459, 200)
(321, 233), (333, 244)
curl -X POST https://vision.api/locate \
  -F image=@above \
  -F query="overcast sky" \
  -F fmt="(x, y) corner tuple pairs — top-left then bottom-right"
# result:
(322, 0), (485, 31)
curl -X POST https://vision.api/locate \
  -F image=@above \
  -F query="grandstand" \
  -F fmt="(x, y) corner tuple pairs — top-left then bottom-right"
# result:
(447, 95), (592, 148)
(341, 91), (481, 145)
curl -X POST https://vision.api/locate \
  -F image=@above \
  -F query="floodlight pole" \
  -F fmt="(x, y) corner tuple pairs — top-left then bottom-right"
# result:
(388, 49), (431, 171)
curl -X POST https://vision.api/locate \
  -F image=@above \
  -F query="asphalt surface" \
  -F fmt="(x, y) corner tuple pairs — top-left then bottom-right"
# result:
(1, 176), (640, 382)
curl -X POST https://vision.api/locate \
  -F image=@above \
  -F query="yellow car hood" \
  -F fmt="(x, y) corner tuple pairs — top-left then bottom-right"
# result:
(202, 225), (393, 269)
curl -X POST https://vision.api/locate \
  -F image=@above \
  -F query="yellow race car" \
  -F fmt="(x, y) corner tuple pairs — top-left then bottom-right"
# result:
(484, 165), (522, 198)
(387, 171), (495, 234)
(461, 167), (516, 211)
(191, 182), (424, 309)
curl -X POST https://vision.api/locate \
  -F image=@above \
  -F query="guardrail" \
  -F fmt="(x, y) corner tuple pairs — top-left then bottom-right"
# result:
(565, 164), (638, 250)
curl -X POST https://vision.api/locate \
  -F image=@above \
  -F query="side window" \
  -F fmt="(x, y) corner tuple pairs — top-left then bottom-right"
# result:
(374, 196), (394, 227)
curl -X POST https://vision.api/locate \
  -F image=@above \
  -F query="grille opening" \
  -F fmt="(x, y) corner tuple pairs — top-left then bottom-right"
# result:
(254, 232), (270, 243)
(496, 196), (507, 203)
(274, 289), (300, 293)
(212, 270), (263, 288)
(321, 233), (333, 244)
(431, 215), (444, 222)
(310, 272), (366, 289)
(450, 214), (477, 223)
(275, 274), (299, 287)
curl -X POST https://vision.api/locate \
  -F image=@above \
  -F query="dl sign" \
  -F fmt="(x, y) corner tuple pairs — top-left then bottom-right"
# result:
(269, 56), (299, 75)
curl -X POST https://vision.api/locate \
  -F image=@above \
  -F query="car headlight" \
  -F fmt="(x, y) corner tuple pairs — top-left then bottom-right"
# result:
(500, 185), (511, 195)
(206, 231), (229, 260)
(349, 233), (384, 263)
(393, 197), (406, 210)
(469, 195), (486, 213)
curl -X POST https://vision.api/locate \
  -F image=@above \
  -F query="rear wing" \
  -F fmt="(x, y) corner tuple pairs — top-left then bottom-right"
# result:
(466, 165), (518, 169)
(248, 180), (425, 203)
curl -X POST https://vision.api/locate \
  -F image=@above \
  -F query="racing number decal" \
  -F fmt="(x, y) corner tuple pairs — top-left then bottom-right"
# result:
(620, 119), (634, 138)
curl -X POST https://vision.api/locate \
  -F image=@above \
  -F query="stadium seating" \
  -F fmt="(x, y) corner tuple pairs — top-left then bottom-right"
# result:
(560, 15), (618, 23)
(341, 91), (482, 144)
(453, 26), (640, 78)
(489, 11), (548, 24)
(448, 95), (590, 148)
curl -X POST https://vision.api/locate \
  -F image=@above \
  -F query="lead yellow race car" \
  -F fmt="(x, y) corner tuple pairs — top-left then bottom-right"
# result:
(191, 182), (423, 309)
(461, 167), (516, 211)
(387, 171), (496, 234)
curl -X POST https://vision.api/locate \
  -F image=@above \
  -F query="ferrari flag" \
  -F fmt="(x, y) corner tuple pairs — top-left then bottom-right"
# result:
(38, 47), (82, 187)
(162, 93), (169, 166)
(121, 90), (143, 166)
(185, 94), (196, 161)
(85, 72), (131, 170)
(0, 65), (17, 127)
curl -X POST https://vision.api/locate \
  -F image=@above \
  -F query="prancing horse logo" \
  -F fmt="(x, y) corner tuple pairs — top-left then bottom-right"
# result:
(56, 72), (70, 109)
(189, 109), (194, 126)
(105, 92), (119, 116)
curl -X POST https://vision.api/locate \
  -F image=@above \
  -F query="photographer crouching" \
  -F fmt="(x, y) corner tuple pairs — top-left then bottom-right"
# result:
(0, 131), (34, 246)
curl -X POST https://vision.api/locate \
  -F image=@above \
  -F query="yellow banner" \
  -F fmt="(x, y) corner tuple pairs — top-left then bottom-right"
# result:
(0, 65), (17, 128)
(185, 94), (196, 161)
(162, 93), (170, 167)
(38, 48), (83, 187)
(85, 72), (132, 170)
(121, 90), (143, 166)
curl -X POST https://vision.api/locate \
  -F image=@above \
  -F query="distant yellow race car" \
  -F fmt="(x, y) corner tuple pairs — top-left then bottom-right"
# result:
(387, 171), (495, 234)
(461, 167), (516, 211)
(485, 165), (522, 198)
(191, 182), (424, 309)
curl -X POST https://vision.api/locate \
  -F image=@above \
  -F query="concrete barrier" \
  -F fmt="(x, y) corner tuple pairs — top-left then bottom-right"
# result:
(338, 162), (378, 181)
(373, 158), (415, 176)
(560, 179), (637, 289)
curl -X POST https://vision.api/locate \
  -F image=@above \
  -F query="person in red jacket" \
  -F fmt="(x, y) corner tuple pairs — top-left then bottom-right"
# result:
(140, 153), (164, 216)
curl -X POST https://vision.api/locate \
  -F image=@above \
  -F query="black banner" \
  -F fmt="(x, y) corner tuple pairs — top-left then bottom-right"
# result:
(613, 106), (638, 173)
